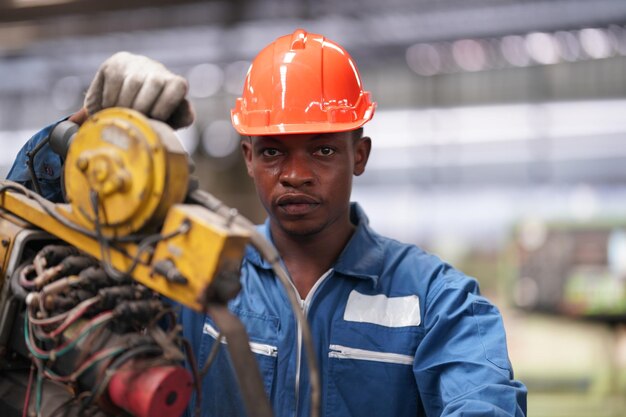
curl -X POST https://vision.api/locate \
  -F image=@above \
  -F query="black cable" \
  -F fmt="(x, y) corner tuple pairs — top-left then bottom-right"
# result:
(182, 338), (202, 417)
(149, 307), (178, 332)
(83, 344), (163, 411)
(89, 190), (127, 282)
(199, 331), (223, 378)
(0, 182), (159, 245)
(88, 190), (191, 280)
(48, 395), (81, 417)
(25, 134), (52, 196)
(0, 183), (98, 239)
(124, 218), (191, 275)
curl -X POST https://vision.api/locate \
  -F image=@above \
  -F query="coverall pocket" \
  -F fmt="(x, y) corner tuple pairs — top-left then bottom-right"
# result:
(327, 346), (417, 417)
(472, 300), (513, 372)
(326, 322), (419, 417)
(202, 315), (279, 397)
(200, 315), (279, 416)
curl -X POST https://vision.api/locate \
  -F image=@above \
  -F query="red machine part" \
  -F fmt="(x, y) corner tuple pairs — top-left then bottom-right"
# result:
(108, 365), (193, 417)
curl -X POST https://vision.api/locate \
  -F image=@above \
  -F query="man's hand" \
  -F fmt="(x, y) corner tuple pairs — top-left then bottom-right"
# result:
(84, 52), (195, 129)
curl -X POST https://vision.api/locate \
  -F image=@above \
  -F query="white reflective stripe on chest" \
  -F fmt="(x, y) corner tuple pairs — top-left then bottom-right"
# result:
(343, 290), (421, 327)
(203, 322), (278, 357)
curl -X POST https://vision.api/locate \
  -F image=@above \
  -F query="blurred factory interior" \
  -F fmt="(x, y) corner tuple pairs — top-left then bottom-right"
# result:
(1, 0), (626, 415)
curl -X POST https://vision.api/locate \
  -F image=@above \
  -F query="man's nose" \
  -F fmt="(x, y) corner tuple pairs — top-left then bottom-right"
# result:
(279, 155), (315, 188)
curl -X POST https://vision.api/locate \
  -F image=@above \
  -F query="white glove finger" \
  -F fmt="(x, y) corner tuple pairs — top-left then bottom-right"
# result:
(116, 72), (146, 109)
(100, 67), (125, 110)
(150, 75), (188, 121)
(84, 69), (105, 116)
(131, 75), (165, 116)
(166, 99), (195, 130)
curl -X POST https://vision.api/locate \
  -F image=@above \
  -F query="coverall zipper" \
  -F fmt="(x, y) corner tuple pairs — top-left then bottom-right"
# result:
(203, 322), (278, 357)
(291, 269), (333, 417)
(328, 344), (414, 365)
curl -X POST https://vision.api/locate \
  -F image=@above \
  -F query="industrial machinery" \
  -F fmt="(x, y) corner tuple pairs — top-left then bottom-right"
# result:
(511, 220), (626, 417)
(0, 108), (318, 417)
(514, 220), (626, 322)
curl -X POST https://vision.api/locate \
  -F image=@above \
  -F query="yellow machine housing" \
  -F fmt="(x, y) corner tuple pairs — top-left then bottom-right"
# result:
(64, 107), (190, 237)
(151, 205), (250, 309)
(0, 212), (26, 279)
(0, 108), (251, 311)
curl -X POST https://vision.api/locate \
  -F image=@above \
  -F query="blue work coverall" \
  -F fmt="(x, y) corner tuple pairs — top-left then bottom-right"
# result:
(8, 123), (527, 417)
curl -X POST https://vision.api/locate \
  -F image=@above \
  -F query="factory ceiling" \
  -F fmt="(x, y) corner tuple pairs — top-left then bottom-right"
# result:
(0, 0), (625, 51)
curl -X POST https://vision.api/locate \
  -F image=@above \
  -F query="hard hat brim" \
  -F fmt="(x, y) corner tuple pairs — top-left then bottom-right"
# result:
(231, 103), (376, 137)
(231, 114), (374, 137)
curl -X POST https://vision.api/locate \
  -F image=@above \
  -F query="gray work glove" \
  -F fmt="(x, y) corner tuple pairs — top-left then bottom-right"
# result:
(84, 52), (195, 129)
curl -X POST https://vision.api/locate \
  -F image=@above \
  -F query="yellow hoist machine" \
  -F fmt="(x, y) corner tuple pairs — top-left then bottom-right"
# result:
(0, 108), (318, 417)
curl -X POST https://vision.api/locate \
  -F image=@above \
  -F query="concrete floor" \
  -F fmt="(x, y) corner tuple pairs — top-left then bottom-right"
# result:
(502, 309), (626, 417)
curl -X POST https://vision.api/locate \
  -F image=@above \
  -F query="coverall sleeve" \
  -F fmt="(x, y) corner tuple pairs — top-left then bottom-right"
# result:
(414, 273), (527, 416)
(6, 120), (66, 202)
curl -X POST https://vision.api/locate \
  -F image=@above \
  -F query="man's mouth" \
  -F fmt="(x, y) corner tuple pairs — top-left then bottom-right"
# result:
(276, 194), (320, 216)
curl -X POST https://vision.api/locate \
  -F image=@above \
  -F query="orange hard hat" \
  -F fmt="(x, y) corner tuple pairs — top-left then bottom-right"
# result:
(231, 29), (376, 136)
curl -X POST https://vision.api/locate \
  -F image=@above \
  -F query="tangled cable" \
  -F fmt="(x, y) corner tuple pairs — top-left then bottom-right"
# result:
(17, 244), (192, 417)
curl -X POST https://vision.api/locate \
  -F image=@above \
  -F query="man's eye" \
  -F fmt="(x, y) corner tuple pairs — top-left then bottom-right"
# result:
(314, 147), (335, 156)
(262, 148), (281, 157)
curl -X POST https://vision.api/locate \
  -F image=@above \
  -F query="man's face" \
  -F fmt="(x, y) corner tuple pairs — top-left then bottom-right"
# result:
(241, 131), (371, 238)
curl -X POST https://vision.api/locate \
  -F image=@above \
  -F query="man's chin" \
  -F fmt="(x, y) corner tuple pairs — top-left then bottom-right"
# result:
(273, 218), (324, 238)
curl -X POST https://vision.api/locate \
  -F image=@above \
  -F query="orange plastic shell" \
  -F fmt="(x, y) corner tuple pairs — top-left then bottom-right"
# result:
(231, 29), (376, 136)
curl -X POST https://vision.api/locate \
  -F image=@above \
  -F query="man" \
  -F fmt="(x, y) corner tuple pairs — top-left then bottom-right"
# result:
(8, 30), (527, 416)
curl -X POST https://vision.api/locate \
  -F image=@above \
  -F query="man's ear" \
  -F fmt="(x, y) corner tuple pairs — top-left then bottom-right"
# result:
(353, 136), (371, 176)
(240, 137), (254, 178)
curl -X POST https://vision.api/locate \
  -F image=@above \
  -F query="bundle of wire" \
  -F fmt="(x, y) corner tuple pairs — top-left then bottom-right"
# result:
(18, 244), (190, 417)
(2, 181), (321, 417)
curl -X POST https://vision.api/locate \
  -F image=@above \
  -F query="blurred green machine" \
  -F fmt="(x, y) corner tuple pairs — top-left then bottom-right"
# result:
(512, 220), (626, 417)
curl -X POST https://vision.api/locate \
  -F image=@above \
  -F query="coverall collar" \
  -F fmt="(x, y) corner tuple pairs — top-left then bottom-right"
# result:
(245, 203), (383, 287)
